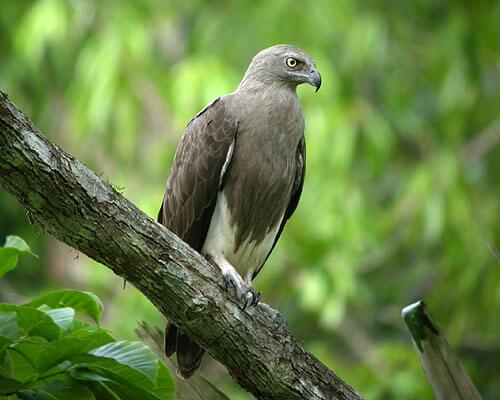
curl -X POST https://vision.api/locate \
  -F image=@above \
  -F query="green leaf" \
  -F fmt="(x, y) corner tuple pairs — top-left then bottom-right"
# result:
(26, 382), (96, 400)
(0, 335), (13, 353)
(10, 336), (49, 372)
(26, 290), (104, 325)
(188, 374), (230, 400)
(0, 376), (26, 394)
(69, 328), (114, 346)
(36, 334), (114, 372)
(133, 323), (175, 399)
(93, 381), (159, 400)
(72, 380), (121, 400)
(4, 236), (35, 255)
(6, 348), (38, 383)
(0, 249), (20, 278)
(68, 368), (109, 382)
(68, 319), (93, 332)
(70, 346), (157, 395)
(0, 305), (61, 341)
(41, 307), (75, 331)
(152, 362), (175, 400)
(89, 341), (157, 383)
(70, 354), (153, 385)
(70, 368), (161, 400)
(0, 236), (36, 278)
(17, 389), (45, 400)
(0, 311), (22, 339)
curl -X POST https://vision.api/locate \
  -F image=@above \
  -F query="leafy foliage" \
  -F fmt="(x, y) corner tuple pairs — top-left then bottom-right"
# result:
(0, 236), (36, 278)
(0, 240), (175, 400)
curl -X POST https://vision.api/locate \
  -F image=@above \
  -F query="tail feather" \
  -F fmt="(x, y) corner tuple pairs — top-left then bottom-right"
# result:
(176, 332), (204, 378)
(165, 322), (205, 379)
(164, 322), (177, 357)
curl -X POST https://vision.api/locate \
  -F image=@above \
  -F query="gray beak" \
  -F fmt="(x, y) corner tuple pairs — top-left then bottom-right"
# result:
(308, 69), (322, 92)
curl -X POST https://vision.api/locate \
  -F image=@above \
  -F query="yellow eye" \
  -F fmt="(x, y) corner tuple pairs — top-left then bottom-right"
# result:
(286, 57), (298, 68)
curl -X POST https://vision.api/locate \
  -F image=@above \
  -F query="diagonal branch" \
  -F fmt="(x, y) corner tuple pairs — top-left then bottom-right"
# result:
(0, 91), (363, 400)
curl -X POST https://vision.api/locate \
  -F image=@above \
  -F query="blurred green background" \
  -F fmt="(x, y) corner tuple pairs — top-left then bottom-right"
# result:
(0, 0), (499, 399)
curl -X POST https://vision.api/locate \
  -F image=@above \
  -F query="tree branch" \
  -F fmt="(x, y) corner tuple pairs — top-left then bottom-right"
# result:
(0, 91), (363, 400)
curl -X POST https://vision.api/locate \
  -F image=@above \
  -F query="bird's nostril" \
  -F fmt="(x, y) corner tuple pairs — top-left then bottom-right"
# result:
(310, 70), (315, 74)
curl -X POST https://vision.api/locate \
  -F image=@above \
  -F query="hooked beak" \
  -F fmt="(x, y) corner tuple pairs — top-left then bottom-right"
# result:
(307, 68), (322, 92)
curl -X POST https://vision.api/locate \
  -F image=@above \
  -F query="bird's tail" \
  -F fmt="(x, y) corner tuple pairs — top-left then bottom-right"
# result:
(165, 322), (204, 379)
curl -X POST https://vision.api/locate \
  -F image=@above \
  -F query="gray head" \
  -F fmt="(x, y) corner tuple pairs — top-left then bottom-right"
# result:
(239, 44), (321, 92)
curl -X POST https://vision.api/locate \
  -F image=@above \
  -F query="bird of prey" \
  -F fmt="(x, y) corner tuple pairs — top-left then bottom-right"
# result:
(157, 44), (321, 378)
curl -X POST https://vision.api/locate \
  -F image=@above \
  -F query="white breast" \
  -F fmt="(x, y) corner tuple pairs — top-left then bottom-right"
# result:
(201, 191), (283, 280)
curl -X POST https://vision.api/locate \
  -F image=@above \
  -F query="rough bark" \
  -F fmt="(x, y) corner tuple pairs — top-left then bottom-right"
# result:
(0, 91), (363, 400)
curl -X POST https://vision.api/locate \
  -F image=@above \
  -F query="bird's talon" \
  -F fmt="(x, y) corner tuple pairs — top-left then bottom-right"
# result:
(222, 269), (260, 310)
(222, 273), (232, 291)
(253, 291), (261, 306)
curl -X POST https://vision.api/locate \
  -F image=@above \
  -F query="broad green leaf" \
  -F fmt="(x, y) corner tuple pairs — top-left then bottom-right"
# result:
(69, 368), (110, 382)
(0, 311), (22, 339)
(17, 389), (46, 400)
(26, 290), (104, 324)
(6, 348), (38, 383)
(68, 319), (93, 332)
(188, 374), (230, 400)
(89, 341), (157, 383)
(70, 356), (155, 393)
(10, 336), (49, 372)
(93, 381), (161, 400)
(0, 236), (36, 277)
(35, 338), (86, 372)
(72, 380), (121, 400)
(0, 335), (13, 353)
(0, 376), (26, 394)
(70, 367), (161, 400)
(41, 307), (75, 331)
(69, 328), (114, 346)
(0, 305), (60, 341)
(0, 248), (20, 278)
(4, 236), (35, 255)
(33, 325), (114, 373)
(27, 381), (96, 400)
(134, 323), (175, 399)
(36, 335), (114, 371)
(152, 362), (175, 400)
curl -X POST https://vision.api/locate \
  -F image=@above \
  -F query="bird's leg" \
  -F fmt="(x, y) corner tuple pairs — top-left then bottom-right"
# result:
(208, 254), (260, 309)
(244, 272), (261, 306)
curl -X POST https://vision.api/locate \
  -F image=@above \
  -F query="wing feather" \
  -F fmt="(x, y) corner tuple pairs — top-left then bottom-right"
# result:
(158, 98), (238, 251)
(252, 136), (306, 279)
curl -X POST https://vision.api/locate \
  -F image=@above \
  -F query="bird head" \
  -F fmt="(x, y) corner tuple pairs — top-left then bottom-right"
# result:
(240, 44), (322, 92)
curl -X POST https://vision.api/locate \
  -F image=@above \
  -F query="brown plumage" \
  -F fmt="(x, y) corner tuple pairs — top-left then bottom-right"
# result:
(157, 44), (321, 378)
(158, 98), (237, 251)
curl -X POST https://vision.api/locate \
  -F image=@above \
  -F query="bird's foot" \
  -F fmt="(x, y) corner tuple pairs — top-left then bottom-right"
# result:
(222, 267), (261, 310)
(206, 253), (261, 310)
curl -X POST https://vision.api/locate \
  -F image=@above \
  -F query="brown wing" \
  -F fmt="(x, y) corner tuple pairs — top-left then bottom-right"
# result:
(157, 97), (238, 251)
(252, 136), (306, 279)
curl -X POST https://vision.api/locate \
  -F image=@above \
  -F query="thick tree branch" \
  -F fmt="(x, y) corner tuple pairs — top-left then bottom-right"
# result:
(0, 91), (363, 400)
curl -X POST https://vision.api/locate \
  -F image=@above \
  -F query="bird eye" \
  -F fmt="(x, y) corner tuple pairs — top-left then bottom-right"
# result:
(286, 57), (298, 68)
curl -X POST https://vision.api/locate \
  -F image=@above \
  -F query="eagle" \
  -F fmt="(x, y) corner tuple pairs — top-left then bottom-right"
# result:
(157, 44), (321, 378)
